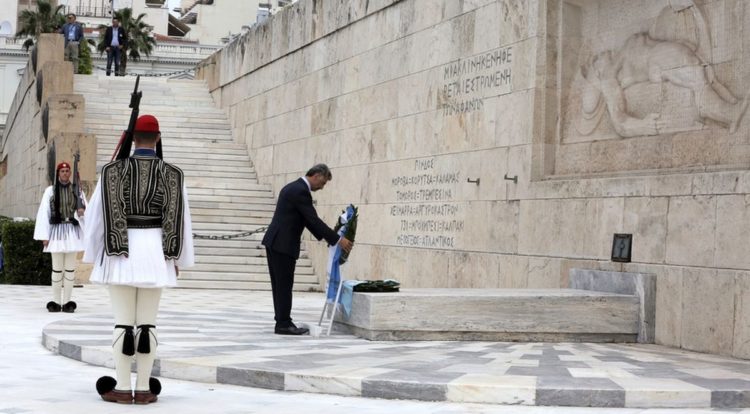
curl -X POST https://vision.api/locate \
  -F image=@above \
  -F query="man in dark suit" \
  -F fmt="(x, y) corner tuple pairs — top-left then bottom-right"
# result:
(262, 164), (353, 335)
(104, 18), (128, 76)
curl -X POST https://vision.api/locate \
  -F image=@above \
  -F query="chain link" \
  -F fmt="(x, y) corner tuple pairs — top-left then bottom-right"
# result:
(93, 65), (196, 78)
(92, 54), (218, 77)
(193, 226), (268, 240)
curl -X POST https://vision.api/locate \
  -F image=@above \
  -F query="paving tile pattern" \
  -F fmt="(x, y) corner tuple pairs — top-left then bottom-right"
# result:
(34, 286), (750, 408)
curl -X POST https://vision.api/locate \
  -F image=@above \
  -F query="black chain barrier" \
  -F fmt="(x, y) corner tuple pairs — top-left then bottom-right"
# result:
(193, 227), (268, 240)
(94, 62), (213, 78)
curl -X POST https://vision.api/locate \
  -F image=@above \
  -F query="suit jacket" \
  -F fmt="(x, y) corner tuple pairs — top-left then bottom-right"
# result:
(104, 26), (128, 49)
(60, 22), (83, 45)
(262, 178), (340, 259)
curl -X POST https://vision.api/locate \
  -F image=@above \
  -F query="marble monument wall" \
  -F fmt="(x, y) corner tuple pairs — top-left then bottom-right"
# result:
(197, 0), (750, 359)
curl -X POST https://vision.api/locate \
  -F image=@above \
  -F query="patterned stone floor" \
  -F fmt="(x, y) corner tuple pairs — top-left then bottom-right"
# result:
(5, 284), (750, 412)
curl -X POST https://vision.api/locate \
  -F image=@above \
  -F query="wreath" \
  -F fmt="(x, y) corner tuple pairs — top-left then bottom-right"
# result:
(333, 204), (358, 265)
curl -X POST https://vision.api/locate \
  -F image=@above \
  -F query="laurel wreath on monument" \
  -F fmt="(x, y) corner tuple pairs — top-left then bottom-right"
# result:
(333, 204), (358, 265)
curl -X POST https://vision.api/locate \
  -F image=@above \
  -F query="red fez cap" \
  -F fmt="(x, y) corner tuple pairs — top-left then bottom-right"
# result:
(57, 161), (71, 170)
(134, 115), (160, 133)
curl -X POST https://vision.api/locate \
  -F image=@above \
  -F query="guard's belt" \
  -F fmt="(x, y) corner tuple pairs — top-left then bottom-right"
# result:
(126, 215), (162, 228)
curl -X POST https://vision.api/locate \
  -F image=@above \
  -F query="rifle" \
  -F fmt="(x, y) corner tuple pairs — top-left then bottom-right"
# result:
(72, 151), (85, 210)
(111, 75), (142, 160)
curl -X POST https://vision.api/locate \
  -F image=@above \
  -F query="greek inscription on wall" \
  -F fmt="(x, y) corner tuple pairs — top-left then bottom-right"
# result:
(389, 158), (464, 249)
(440, 46), (513, 116)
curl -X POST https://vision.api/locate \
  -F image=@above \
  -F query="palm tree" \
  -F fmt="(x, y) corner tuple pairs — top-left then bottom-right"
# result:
(16, 0), (66, 50)
(97, 8), (156, 75)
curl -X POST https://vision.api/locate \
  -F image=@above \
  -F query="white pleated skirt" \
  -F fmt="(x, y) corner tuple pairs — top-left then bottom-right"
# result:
(89, 228), (178, 288)
(44, 222), (86, 253)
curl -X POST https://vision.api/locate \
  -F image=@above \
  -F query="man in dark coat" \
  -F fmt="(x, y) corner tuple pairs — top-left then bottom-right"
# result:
(104, 18), (128, 76)
(262, 164), (353, 335)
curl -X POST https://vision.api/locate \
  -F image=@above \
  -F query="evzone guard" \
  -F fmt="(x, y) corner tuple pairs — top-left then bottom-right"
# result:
(34, 160), (87, 313)
(84, 77), (194, 404)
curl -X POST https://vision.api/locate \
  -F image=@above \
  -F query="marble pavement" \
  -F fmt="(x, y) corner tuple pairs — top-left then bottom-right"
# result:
(14, 285), (748, 410)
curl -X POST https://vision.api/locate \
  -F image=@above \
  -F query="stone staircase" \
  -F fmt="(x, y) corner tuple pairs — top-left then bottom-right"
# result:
(74, 75), (319, 291)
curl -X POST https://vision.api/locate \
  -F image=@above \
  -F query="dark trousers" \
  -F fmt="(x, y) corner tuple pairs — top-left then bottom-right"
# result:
(106, 47), (121, 76)
(265, 248), (297, 327)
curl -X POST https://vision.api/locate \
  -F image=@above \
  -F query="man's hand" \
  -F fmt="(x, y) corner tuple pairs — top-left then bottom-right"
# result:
(106, 47), (111, 51)
(42, 240), (49, 247)
(338, 237), (353, 253)
(77, 208), (85, 217)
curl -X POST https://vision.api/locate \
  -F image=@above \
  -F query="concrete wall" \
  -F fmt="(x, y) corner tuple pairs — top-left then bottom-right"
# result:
(197, 0), (750, 359)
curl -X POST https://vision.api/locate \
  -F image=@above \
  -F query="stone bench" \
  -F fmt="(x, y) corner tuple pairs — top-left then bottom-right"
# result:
(335, 269), (655, 343)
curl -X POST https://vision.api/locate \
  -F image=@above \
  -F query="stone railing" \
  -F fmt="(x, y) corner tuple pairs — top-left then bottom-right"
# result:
(62, 5), (112, 18)
(1, 35), (218, 56)
(0, 36), (28, 48)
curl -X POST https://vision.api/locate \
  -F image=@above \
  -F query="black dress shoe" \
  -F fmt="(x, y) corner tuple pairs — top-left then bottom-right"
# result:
(274, 325), (309, 335)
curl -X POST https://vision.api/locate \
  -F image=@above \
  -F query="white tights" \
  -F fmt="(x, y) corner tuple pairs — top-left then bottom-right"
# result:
(109, 285), (162, 392)
(50, 252), (77, 304)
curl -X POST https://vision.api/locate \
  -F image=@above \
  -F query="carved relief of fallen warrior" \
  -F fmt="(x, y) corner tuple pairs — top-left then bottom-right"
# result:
(576, 4), (749, 138)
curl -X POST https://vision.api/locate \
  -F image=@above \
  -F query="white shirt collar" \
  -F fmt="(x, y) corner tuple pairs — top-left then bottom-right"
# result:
(301, 177), (312, 192)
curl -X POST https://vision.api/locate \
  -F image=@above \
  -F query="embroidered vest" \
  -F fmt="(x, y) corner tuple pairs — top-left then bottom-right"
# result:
(100, 155), (185, 259)
(49, 184), (77, 224)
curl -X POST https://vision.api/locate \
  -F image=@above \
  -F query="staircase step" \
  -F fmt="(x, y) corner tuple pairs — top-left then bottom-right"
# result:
(187, 263), (314, 274)
(176, 279), (319, 291)
(191, 203), (274, 212)
(96, 151), (249, 161)
(194, 247), (267, 257)
(193, 238), (265, 248)
(192, 208), (273, 217)
(189, 188), (274, 198)
(78, 77), (318, 292)
(192, 215), (271, 225)
(186, 179), (270, 191)
(192, 222), (269, 231)
(192, 255), (311, 266)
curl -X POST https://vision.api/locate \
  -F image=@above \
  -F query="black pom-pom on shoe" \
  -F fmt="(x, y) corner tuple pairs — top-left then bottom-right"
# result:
(62, 301), (77, 313)
(96, 376), (117, 395)
(149, 377), (162, 395)
(46, 301), (61, 312)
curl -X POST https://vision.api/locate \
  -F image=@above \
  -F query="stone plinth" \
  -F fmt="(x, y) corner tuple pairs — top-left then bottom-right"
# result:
(569, 269), (656, 343)
(35, 33), (64, 75)
(39, 62), (73, 109)
(336, 288), (639, 341)
(46, 94), (85, 138)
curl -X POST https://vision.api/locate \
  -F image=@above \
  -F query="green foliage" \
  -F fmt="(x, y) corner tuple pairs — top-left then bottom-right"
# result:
(0, 221), (51, 285)
(78, 39), (95, 75)
(0, 215), (11, 243)
(15, 0), (66, 51)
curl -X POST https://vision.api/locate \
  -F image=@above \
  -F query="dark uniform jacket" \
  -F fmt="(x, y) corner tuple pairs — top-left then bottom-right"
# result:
(262, 178), (339, 259)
